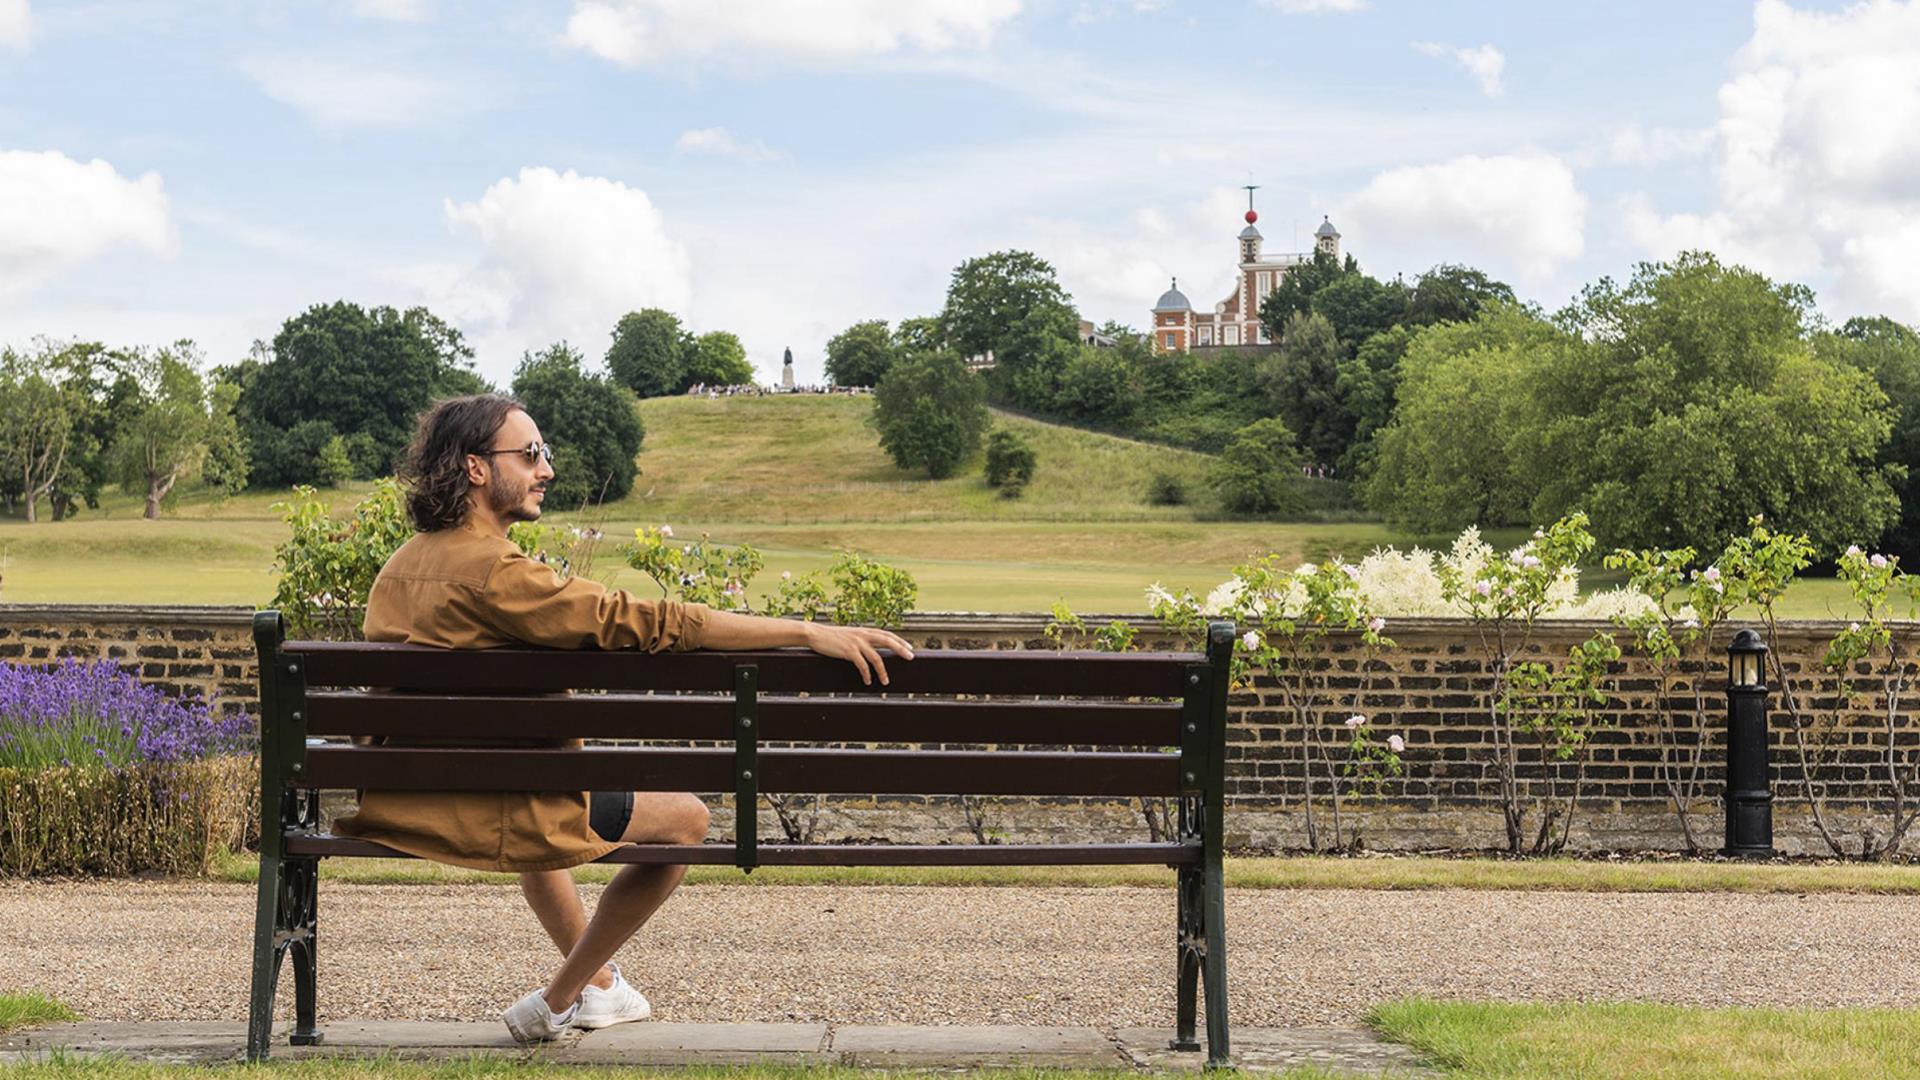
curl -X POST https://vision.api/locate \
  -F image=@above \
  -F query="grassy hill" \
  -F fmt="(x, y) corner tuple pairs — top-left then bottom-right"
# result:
(0, 395), (1403, 612)
(621, 394), (1221, 523)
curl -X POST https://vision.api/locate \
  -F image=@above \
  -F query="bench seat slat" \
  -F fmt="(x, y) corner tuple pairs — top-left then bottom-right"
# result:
(302, 745), (1183, 797)
(305, 692), (1183, 746)
(284, 643), (1193, 698)
(284, 834), (1200, 866)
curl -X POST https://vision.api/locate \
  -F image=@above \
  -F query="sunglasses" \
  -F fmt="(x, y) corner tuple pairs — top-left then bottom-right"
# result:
(475, 441), (555, 466)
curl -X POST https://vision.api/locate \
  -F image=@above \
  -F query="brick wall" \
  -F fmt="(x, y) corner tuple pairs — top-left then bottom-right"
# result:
(2, 604), (1908, 854)
(0, 605), (259, 714)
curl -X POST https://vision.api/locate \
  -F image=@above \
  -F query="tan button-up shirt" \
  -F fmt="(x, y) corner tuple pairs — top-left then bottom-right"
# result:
(330, 521), (710, 871)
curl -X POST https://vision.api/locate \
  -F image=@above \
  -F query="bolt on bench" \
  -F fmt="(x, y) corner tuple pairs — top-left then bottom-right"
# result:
(247, 611), (1236, 1065)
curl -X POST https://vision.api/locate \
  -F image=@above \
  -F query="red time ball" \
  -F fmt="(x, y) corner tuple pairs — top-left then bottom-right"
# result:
(1244, 210), (1258, 224)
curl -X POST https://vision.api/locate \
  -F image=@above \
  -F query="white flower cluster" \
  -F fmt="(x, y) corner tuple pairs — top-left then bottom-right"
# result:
(1157, 523), (1654, 621)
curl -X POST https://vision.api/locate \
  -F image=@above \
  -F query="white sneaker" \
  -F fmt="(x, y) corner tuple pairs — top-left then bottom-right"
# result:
(575, 963), (652, 1029)
(503, 988), (578, 1043)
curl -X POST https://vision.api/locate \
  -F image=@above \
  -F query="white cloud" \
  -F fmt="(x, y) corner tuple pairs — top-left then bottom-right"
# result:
(1412, 41), (1504, 97)
(673, 127), (785, 163)
(350, 0), (431, 22)
(238, 55), (478, 130)
(0, 0), (29, 51)
(0, 149), (174, 295)
(1622, 0), (1920, 320)
(562, 0), (1022, 68)
(419, 167), (691, 371)
(1262, 0), (1367, 12)
(1608, 124), (1715, 166)
(1339, 153), (1586, 281)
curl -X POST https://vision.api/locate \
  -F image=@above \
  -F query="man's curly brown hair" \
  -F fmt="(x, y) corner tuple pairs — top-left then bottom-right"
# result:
(399, 394), (526, 532)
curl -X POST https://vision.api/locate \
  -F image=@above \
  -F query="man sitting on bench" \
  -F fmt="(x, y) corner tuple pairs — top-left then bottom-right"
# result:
(331, 393), (913, 1043)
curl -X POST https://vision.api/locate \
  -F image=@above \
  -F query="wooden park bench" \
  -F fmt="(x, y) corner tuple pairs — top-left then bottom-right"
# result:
(246, 611), (1236, 1066)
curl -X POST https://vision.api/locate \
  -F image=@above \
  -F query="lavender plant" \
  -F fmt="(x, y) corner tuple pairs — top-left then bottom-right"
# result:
(1, 659), (257, 876)
(0, 659), (253, 771)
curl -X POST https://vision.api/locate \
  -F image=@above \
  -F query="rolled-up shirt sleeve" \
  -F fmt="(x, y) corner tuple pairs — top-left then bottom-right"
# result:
(477, 550), (710, 652)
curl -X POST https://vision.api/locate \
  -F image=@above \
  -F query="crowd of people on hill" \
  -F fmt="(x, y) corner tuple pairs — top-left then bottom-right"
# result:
(684, 383), (872, 398)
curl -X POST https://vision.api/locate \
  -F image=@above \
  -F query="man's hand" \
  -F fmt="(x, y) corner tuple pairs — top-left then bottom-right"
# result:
(803, 623), (915, 686)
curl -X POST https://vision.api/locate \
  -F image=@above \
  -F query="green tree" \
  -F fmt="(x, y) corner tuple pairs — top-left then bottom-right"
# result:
(238, 302), (482, 486)
(200, 379), (249, 497)
(989, 301), (1080, 410)
(939, 250), (1080, 410)
(892, 316), (944, 354)
(1211, 416), (1304, 515)
(0, 344), (77, 522)
(687, 330), (755, 387)
(1529, 252), (1898, 552)
(111, 342), (248, 519)
(39, 342), (130, 521)
(316, 435), (354, 488)
(1334, 325), (1414, 479)
(511, 343), (646, 507)
(825, 319), (899, 387)
(983, 428), (1037, 494)
(1407, 264), (1517, 327)
(871, 350), (988, 478)
(1365, 305), (1561, 531)
(606, 308), (693, 398)
(940, 250), (1073, 358)
(1311, 272), (1410, 350)
(1140, 349), (1267, 452)
(1824, 316), (1920, 560)
(1258, 249), (1358, 340)
(1257, 312), (1347, 466)
(1055, 344), (1141, 424)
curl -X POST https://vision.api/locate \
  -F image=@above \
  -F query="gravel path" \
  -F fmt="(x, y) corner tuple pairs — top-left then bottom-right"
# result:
(6, 882), (1919, 1027)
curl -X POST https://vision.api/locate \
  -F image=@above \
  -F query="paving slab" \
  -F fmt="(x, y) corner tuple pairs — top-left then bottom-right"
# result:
(829, 1024), (1126, 1067)
(1118, 1027), (1435, 1076)
(552, 1022), (831, 1065)
(0, 1020), (1428, 1074)
(0, 1021), (249, 1065)
(293, 1021), (539, 1050)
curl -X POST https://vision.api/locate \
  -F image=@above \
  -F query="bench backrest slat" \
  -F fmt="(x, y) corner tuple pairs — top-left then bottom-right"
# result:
(301, 745), (1183, 797)
(305, 691), (1184, 746)
(284, 642), (1192, 698)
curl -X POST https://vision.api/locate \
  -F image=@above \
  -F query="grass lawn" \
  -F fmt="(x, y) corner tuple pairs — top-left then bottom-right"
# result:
(1373, 999), (1920, 1079)
(209, 851), (1920, 893)
(0, 992), (77, 1033)
(0, 395), (1870, 616)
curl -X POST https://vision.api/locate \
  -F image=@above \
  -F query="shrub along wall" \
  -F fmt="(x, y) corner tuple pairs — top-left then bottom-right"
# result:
(0, 604), (1905, 854)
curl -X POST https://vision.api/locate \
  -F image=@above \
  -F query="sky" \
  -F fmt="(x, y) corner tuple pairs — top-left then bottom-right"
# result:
(2, 0), (1918, 387)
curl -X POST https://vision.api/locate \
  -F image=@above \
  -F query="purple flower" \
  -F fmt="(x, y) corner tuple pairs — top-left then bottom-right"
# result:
(0, 658), (254, 771)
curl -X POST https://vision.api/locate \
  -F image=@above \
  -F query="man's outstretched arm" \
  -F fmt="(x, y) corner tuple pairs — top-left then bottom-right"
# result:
(698, 609), (914, 687)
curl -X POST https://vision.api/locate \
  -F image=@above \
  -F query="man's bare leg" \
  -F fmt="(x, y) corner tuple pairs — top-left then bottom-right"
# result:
(518, 872), (614, 990)
(529, 792), (709, 1012)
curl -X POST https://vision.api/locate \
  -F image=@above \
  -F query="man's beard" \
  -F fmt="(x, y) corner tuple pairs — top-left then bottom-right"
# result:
(487, 474), (543, 522)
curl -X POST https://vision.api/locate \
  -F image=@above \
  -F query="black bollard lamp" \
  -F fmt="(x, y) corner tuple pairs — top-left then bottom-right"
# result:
(1723, 629), (1775, 857)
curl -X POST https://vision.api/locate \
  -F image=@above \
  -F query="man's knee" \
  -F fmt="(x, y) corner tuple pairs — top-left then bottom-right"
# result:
(677, 795), (711, 844)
